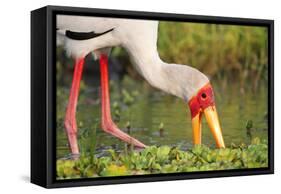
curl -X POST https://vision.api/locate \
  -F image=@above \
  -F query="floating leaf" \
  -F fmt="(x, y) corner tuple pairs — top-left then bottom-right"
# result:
(100, 164), (128, 176)
(57, 139), (268, 179)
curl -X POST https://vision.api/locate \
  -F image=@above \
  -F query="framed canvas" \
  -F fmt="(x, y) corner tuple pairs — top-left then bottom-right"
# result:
(31, 5), (274, 188)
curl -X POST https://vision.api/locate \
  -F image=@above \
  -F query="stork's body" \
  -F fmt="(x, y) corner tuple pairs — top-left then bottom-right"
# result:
(57, 15), (225, 156)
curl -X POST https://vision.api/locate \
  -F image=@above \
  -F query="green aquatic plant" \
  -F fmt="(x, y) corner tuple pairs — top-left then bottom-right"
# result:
(246, 120), (254, 139)
(122, 89), (135, 105)
(158, 122), (165, 137)
(112, 101), (121, 122)
(57, 138), (268, 179)
(246, 120), (254, 130)
(159, 122), (164, 130)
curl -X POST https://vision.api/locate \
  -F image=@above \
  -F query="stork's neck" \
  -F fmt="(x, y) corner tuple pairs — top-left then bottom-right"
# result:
(125, 45), (209, 101)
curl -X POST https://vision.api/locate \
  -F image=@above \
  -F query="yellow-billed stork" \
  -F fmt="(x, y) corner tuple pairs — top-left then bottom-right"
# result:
(57, 15), (225, 156)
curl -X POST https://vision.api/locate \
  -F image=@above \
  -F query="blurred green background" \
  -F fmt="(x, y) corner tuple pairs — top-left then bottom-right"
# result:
(56, 21), (268, 158)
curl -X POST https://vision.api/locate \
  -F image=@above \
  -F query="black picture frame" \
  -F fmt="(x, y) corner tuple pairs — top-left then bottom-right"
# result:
(31, 5), (274, 188)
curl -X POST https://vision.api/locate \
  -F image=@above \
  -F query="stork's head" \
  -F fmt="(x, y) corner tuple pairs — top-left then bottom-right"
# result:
(188, 82), (225, 148)
(161, 63), (225, 148)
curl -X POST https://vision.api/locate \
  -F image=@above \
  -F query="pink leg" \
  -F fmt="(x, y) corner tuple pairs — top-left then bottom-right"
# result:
(99, 54), (146, 148)
(64, 58), (85, 155)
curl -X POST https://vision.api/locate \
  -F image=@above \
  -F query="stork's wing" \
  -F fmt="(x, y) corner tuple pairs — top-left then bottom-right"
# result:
(57, 15), (118, 36)
(65, 28), (114, 40)
(56, 15), (159, 59)
(56, 15), (122, 55)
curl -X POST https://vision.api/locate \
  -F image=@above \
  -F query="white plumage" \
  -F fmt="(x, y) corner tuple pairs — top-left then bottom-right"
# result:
(57, 15), (209, 101)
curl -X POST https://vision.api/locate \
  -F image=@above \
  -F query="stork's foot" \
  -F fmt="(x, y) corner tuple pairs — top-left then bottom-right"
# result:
(101, 119), (146, 148)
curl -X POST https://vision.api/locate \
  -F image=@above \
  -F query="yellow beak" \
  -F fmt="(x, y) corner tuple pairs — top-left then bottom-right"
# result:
(192, 106), (225, 148)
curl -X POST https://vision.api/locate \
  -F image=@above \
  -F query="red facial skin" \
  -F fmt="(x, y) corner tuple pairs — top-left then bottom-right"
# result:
(188, 83), (215, 118)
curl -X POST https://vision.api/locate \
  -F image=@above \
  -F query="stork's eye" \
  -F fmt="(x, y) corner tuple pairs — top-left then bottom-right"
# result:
(201, 93), (207, 99)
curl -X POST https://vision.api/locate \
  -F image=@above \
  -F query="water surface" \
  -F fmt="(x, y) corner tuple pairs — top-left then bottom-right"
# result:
(56, 75), (268, 159)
